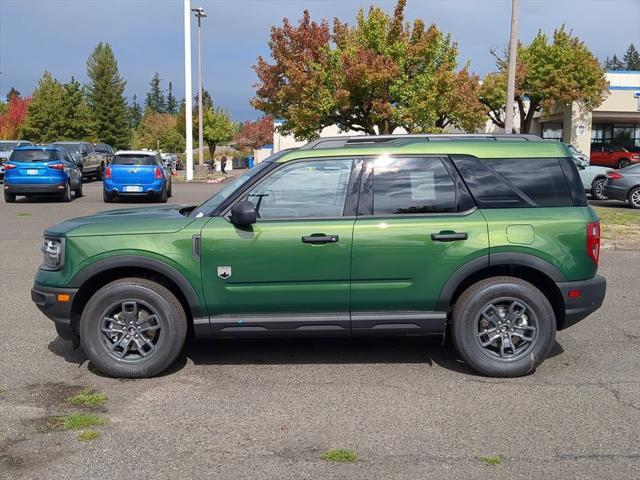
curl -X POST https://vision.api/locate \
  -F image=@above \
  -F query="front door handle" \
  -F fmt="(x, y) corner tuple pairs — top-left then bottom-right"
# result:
(302, 234), (339, 244)
(431, 232), (468, 242)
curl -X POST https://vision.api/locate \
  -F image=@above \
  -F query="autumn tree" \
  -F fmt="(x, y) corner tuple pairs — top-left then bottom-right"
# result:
(252, 0), (485, 139)
(234, 115), (273, 152)
(133, 111), (185, 152)
(6, 87), (21, 102)
(479, 27), (607, 133)
(0, 95), (30, 139)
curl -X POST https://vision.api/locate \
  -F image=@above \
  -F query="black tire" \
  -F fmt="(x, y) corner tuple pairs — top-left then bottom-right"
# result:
(450, 276), (556, 377)
(59, 182), (71, 202)
(96, 162), (104, 181)
(79, 278), (187, 378)
(628, 187), (640, 209)
(590, 177), (607, 200)
(103, 190), (113, 203)
(167, 179), (172, 198)
(4, 190), (16, 203)
(74, 180), (83, 198)
(618, 159), (630, 169)
(157, 186), (168, 203)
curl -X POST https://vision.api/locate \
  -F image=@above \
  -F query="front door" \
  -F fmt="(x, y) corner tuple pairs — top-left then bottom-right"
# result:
(350, 156), (489, 334)
(200, 158), (359, 335)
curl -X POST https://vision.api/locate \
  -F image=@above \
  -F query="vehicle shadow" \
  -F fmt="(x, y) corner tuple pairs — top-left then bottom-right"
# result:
(47, 335), (565, 378)
(12, 195), (81, 203)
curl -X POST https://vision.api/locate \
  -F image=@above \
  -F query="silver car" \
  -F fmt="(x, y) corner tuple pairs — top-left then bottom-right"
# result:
(604, 164), (640, 209)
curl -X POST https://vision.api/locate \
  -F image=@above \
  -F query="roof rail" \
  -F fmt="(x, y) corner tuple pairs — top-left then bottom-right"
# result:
(299, 133), (543, 150)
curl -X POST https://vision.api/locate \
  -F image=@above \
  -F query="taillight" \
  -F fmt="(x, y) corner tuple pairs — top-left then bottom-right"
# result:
(48, 163), (65, 170)
(607, 172), (623, 179)
(587, 221), (601, 265)
(4, 163), (17, 170)
(154, 167), (162, 179)
(104, 167), (111, 179)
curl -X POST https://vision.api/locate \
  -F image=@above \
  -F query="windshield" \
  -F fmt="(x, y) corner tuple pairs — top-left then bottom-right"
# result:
(111, 154), (156, 166)
(10, 149), (57, 162)
(0, 141), (18, 150)
(94, 144), (110, 153)
(190, 162), (271, 217)
(55, 143), (81, 153)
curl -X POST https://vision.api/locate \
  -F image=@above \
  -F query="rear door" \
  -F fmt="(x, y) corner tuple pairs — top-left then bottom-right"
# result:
(350, 155), (488, 333)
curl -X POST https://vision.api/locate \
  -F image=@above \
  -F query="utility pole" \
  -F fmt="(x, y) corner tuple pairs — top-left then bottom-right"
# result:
(183, 0), (193, 181)
(504, 0), (520, 134)
(192, 7), (207, 167)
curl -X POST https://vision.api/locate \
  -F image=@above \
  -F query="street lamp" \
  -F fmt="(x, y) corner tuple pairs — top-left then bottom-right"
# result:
(192, 6), (207, 168)
(183, 0), (193, 181)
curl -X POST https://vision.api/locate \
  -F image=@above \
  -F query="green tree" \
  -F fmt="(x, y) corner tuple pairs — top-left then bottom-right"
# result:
(479, 27), (607, 133)
(176, 98), (187, 139)
(145, 73), (166, 113)
(623, 44), (640, 70)
(60, 77), (95, 140)
(252, 0), (484, 139)
(201, 107), (236, 159)
(166, 81), (178, 114)
(20, 71), (66, 143)
(132, 111), (184, 152)
(86, 42), (130, 148)
(129, 94), (143, 129)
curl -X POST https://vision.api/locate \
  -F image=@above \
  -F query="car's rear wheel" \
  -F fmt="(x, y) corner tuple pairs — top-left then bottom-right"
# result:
(167, 179), (172, 198)
(74, 181), (83, 198)
(4, 191), (16, 203)
(59, 182), (71, 202)
(591, 177), (607, 200)
(157, 186), (168, 203)
(451, 276), (556, 377)
(103, 190), (113, 203)
(79, 278), (187, 378)
(628, 187), (640, 209)
(618, 159), (630, 169)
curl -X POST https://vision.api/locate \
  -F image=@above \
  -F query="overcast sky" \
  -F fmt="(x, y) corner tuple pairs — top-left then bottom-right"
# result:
(1, 0), (639, 121)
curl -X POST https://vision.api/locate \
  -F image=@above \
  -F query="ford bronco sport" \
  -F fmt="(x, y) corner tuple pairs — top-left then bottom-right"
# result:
(31, 134), (606, 378)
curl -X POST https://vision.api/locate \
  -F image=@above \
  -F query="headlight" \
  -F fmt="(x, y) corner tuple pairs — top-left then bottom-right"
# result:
(41, 237), (64, 270)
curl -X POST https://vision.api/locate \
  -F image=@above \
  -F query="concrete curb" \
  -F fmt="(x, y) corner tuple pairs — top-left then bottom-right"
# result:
(602, 241), (639, 251)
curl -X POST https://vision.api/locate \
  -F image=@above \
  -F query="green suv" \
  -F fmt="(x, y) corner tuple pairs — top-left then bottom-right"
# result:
(31, 135), (606, 378)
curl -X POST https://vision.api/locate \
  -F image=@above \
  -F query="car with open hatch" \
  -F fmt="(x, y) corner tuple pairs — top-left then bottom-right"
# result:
(31, 134), (606, 379)
(102, 150), (172, 203)
(4, 145), (83, 203)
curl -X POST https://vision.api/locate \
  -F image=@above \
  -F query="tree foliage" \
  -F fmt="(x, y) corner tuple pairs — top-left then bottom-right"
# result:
(201, 107), (236, 158)
(20, 71), (67, 143)
(129, 94), (143, 129)
(86, 42), (130, 148)
(623, 44), (640, 71)
(252, 0), (485, 139)
(60, 77), (95, 140)
(234, 115), (273, 151)
(132, 111), (184, 152)
(479, 27), (607, 133)
(0, 95), (30, 139)
(6, 87), (21, 102)
(166, 81), (178, 114)
(603, 54), (626, 70)
(145, 73), (166, 113)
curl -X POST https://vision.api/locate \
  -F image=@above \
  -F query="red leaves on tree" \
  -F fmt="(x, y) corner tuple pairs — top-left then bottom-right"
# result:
(234, 115), (274, 151)
(0, 96), (30, 139)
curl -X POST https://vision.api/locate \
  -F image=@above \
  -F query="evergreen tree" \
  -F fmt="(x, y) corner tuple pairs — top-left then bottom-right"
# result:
(623, 44), (640, 70)
(6, 87), (21, 102)
(129, 94), (143, 128)
(86, 42), (130, 148)
(145, 73), (166, 113)
(166, 81), (177, 114)
(20, 71), (66, 143)
(176, 98), (187, 139)
(605, 54), (626, 70)
(60, 77), (95, 140)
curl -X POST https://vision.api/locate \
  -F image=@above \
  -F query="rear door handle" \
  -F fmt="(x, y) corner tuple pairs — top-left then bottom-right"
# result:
(302, 234), (339, 244)
(431, 232), (468, 242)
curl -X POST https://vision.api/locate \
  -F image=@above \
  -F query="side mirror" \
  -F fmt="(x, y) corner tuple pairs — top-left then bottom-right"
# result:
(229, 200), (257, 226)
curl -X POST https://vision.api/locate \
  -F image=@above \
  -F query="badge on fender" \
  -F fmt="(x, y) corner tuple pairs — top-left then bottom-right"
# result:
(217, 266), (232, 279)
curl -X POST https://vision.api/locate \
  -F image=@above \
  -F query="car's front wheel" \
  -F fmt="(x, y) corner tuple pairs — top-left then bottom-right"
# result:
(591, 177), (607, 200)
(79, 278), (187, 378)
(451, 276), (556, 377)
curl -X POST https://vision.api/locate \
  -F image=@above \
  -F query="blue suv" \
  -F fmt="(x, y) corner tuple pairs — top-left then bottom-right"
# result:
(3, 146), (83, 203)
(103, 150), (172, 203)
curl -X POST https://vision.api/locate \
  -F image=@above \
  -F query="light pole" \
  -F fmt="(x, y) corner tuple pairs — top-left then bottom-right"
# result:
(192, 6), (207, 167)
(183, 0), (193, 181)
(504, 0), (520, 134)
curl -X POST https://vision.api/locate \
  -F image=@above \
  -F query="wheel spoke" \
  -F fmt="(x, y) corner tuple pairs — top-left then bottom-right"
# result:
(506, 301), (526, 324)
(137, 315), (160, 333)
(121, 301), (139, 323)
(133, 337), (148, 357)
(477, 327), (497, 338)
(480, 332), (501, 348)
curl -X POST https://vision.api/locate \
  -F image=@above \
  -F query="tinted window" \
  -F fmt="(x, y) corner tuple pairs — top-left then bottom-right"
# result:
(10, 150), (57, 162)
(244, 159), (352, 219)
(373, 157), (456, 215)
(111, 154), (156, 166)
(55, 143), (80, 153)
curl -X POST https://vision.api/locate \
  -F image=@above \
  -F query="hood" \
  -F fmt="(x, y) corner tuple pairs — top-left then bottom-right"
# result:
(45, 204), (198, 237)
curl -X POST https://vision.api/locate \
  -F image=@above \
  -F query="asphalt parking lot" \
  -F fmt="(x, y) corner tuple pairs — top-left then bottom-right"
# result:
(1, 179), (639, 479)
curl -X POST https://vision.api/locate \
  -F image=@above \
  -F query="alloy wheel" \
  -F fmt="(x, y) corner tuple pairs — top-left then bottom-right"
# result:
(630, 189), (640, 208)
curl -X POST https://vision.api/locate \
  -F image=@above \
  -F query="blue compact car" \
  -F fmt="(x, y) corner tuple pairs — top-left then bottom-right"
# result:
(103, 150), (172, 203)
(3, 146), (83, 203)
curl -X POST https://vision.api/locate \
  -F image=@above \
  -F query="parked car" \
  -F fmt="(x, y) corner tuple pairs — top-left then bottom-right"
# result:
(570, 155), (610, 201)
(590, 143), (640, 169)
(3, 146), (82, 203)
(93, 143), (114, 173)
(30, 134), (606, 379)
(52, 141), (102, 179)
(161, 153), (178, 172)
(604, 164), (640, 209)
(0, 140), (33, 180)
(102, 150), (172, 203)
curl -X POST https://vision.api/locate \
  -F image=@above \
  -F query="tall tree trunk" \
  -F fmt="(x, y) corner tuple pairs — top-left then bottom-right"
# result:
(519, 100), (539, 134)
(208, 142), (217, 161)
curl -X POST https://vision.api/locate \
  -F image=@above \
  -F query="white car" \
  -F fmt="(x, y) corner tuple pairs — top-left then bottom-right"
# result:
(573, 157), (610, 200)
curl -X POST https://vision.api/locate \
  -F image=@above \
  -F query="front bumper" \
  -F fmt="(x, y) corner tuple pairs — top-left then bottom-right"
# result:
(556, 274), (606, 330)
(31, 284), (78, 340)
(5, 183), (66, 194)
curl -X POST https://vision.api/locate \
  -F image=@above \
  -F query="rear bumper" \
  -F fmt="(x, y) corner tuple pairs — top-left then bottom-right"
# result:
(604, 184), (629, 201)
(5, 182), (65, 194)
(31, 284), (78, 340)
(556, 274), (606, 330)
(104, 180), (164, 196)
